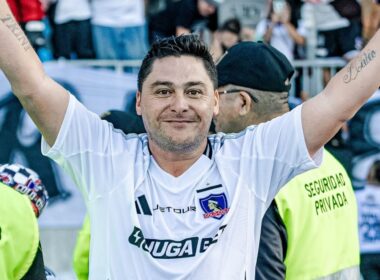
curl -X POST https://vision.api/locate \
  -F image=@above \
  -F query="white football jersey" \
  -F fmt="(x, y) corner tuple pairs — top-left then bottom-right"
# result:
(42, 95), (321, 279)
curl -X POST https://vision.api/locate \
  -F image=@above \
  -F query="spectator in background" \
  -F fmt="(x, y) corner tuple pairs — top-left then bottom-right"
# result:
(256, 0), (306, 100)
(301, 0), (361, 103)
(0, 163), (50, 280)
(214, 42), (360, 280)
(90, 0), (148, 60)
(255, 0), (306, 61)
(6, 0), (49, 59)
(301, 0), (362, 146)
(49, 0), (94, 59)
(211, 18), (241, 61)
(303, 0), (361, 61)
(148, 0), (222, 43)
(356, 160), (380, 280)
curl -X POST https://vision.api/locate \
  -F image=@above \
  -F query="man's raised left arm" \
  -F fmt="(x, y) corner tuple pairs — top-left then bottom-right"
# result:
(302, 30), (380, 156)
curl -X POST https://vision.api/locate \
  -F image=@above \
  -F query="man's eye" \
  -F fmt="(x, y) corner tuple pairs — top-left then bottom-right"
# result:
(187, 89), (202, 97)
(156, 89), (171, 96)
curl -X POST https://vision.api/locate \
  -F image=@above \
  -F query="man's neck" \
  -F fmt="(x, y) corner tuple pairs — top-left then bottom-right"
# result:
(149, 140), (208, 177)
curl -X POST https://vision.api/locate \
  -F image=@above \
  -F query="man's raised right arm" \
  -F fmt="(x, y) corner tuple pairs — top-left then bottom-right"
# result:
(0, 0), (69, 147)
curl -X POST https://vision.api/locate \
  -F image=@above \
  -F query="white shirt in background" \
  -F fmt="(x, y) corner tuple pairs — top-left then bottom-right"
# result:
(54, 0), (91, 25)
(255, 19), (306, 61)
(91, 0), (146, 27)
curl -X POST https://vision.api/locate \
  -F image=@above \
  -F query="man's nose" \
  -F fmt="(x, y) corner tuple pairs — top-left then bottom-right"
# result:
(170, 93), (189, 112)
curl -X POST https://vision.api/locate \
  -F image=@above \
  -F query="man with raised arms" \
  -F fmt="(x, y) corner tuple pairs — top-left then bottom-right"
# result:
(0, 0), (379, 278)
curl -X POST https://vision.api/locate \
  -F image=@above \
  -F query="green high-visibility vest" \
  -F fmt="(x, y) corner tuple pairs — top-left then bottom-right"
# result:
(0, 182), (39, 280)
(275, 150), (360, 279)
(73, 215), (91, 280)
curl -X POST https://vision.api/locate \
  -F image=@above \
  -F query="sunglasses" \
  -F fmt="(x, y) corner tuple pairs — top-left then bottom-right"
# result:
(217, 89), (259, 103)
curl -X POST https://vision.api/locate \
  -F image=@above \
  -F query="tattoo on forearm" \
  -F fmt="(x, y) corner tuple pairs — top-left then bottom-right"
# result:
(344, 50), (376, 83)
(0, 14), (31, 51)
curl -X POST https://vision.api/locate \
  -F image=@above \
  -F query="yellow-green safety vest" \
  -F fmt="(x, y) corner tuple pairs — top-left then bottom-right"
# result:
(275, 150), (360, 279)
(0, 182), (39, 280)
(73, 215), (91, 280)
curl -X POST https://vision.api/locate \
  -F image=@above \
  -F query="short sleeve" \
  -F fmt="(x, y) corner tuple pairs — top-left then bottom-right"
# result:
(217, 104), (323, 205)
(41, 95), (138, 200)
(252, 105), (323, 201)
(41, 94), (112, 160)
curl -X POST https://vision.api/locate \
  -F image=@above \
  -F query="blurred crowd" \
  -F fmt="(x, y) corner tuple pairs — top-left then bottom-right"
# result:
(6, 0), (380, 64)
(6, 0), (380, 103)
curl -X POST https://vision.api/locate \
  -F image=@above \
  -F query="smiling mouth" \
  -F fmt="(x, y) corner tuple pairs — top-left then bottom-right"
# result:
(163, 120), (197, 128)
(163, 119), (196, 123)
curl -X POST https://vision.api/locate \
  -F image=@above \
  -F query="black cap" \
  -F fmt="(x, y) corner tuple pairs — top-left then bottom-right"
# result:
(217, 41), (294, 92)
(220, 18), (241, 35)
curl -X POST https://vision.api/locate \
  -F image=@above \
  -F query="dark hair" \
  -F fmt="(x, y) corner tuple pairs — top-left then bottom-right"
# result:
(137, 34), (217, 91)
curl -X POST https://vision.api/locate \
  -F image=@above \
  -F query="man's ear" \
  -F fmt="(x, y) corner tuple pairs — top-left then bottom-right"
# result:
(136, 91), (142, 116)
(238, 91), (252, 116)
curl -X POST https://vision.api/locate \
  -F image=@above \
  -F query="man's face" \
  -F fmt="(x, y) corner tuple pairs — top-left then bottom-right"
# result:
(213, 85), (246, 133)
(197, 0), (216, 17)
(220, 31), (239, 49)
(137, 56), (219, 153)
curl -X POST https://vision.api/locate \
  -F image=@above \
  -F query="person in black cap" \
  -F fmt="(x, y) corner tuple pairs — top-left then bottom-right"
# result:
(211, 18), (241, 61)
(214, 41), (294, 133)
(148, 0), (222, 42)
(214, 42), (360, 279)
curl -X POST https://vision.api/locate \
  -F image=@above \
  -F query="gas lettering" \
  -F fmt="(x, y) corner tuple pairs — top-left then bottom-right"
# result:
(129, 227), (197, 259)
(128, 225), (228, 259)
